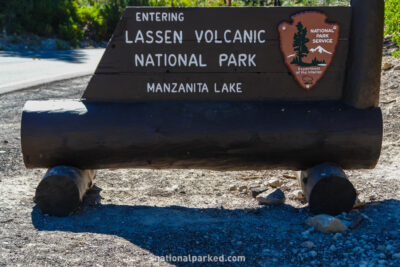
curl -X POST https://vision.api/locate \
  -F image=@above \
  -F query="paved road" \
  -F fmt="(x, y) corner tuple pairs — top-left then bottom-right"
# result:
(0, 48), (104, 94)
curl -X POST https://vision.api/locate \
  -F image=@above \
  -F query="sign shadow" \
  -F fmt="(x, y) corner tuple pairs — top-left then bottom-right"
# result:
(30, 186), (400, 265)
(31, 186), (308, 265)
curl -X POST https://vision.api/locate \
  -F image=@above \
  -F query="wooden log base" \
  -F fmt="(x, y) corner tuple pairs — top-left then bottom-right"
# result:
(21, 100), (382, 170)
(299, 163), (356, 216)
(34, 166), (96, 217)
(308, 176), (356, 215)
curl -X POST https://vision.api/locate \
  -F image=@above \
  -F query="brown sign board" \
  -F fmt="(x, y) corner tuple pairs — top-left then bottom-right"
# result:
(83, 7), (351, 102)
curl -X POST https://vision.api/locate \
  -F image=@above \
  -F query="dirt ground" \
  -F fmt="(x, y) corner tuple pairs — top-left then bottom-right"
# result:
(0, 45), (400, 266)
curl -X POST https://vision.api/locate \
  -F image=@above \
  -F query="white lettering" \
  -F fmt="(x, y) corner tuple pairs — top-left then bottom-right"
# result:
(125, 30), (183, 44)
(134, 30), (145, 43)
(134, 54), (207, 67)
(125, 30), (133, 44)
(136, 12), (184, 22)
(194, 29), (267, 44)
(146, 83), (210, 93)
(219, 53), (256, 67)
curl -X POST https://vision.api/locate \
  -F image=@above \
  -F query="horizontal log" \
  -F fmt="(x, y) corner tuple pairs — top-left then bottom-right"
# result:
(95, 40), (349, 74)
(21, 100), (382, 170)
(83, 72), (345, 102)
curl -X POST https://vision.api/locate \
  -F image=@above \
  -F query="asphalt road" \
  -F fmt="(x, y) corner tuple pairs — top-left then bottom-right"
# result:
(0, 49), (104, 94)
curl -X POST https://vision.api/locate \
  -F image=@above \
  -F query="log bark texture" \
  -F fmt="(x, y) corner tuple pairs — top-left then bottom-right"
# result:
(34, 166), (96, 216)
(21, 100), (382, 170)
(298, 162), (356, 215)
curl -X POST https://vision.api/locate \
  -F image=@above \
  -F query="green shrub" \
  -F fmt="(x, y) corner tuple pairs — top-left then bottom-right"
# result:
(148, 0), (244, 6)
(384, 0), (400, 57)
(0, 0), (398, 56)
(58, 22), (84, 44)
(245, 0), (349, 6)
(78, 3), (106, 41)
(99, 2), (125, 41)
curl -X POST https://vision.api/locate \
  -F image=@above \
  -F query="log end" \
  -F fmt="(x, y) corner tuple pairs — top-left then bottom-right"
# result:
(308, 176), (356, 216)
(35, 174), (81, 217)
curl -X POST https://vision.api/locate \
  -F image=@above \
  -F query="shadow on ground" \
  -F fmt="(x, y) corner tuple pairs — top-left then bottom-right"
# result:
(30, 187), (400, 266)
(0, 50), (89, 63)
(31, 187), (308, 266)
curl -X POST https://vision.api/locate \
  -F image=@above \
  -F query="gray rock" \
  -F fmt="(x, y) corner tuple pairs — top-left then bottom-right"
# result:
(250, 187), (268, 198)
(306, 214), (348, 233)
(382, 62), (393, 70)
(256, 189), (285, 205)
(394, 65), (400, 71)
(333, 233), (342, 240)
(289, 189), (305, 201)
(229, 184), (237, 191)
(238, 185), (247, 192)
(301, 241), (315, 249)
(377, 245), (386, 251)
(268, 178), (284, 188)
(378, 260), (386, 266)
(309, 251), (317, 257)
(385, 244), (394, 252)
(392, 253), (400, 259)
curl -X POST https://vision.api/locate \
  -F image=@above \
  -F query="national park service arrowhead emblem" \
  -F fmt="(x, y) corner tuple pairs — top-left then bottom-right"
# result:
(279, 12), (340, 90)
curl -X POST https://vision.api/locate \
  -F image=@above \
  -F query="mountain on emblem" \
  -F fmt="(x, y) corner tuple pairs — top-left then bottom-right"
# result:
(278, 12), (340, 90)
(309, 46), (332, 54)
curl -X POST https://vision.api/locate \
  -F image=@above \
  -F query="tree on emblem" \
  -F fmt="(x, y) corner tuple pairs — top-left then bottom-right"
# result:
(291, 22), (309, 66)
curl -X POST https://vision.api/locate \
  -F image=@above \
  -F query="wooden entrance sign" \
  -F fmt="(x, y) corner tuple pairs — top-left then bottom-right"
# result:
(21, 0), (384, 216)
(83, 7), (351, 101)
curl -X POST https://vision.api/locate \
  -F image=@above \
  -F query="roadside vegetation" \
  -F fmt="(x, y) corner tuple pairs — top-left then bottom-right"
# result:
(0, 0), (398, 56)
(384, 0), (400, 57)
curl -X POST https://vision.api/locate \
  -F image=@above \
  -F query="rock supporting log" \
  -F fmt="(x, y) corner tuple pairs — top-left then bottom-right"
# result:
(34, 166), (96, 216)
(298, 163), (356, 215)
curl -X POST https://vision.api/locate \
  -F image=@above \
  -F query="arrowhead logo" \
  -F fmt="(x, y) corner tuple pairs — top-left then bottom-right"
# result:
(278, 12), (340, 90)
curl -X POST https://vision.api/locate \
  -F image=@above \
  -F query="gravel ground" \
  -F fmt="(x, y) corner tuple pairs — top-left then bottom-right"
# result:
(0, 43), (399, 266)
